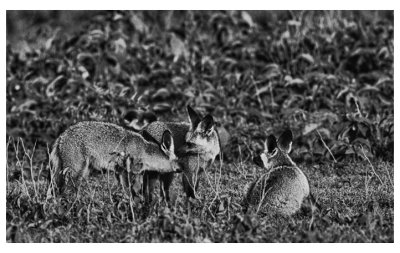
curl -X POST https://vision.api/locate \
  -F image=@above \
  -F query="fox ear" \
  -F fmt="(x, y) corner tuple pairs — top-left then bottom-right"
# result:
(277, 129), (293, 153)
(187, 105), (201, 129)
(198, 115), (214, 135)
(161, 130), (174, 156)
(264, 134), (277, 153)
(253, 155), (264, 168)
(141, 130), (159, 144)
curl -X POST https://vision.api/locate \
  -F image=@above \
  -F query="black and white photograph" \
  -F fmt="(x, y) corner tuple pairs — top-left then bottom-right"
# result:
(5, 6), (394, 243)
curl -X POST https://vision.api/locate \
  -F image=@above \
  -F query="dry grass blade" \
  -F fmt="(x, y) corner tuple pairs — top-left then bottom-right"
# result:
(383, 162), (393, 189)
(126, 158), (136, 222)
(21, 139), (39, 199)
(6, 137), (12, 185)
(316, 130), (337, 163)
(13, 139), (32, 200)
(360, 145), (384, 186)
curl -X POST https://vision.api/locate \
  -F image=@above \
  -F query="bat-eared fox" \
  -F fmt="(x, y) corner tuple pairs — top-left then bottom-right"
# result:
(46, 121), (182, 198)
(141, 106), (221, 204)
(242, 129), (318, 216)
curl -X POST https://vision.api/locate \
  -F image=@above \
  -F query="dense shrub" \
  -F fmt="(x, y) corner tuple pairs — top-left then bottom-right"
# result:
(6, 11), (393, 164)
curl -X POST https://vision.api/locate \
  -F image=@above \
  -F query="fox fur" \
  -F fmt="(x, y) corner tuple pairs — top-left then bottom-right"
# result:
(242, 130), (312, 216)
(47, 121), (181, 198)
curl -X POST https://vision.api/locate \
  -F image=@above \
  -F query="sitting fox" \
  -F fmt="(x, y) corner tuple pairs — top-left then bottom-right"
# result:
(242, 130), (318, 216)
(141, 106), (221, 204)
(46, 121), (181, 198)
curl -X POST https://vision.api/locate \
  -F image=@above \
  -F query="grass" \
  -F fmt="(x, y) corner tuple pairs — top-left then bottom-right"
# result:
(6, 140), (393, 242)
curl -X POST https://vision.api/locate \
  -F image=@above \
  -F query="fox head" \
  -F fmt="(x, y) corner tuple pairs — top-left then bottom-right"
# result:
(160, 130), (183, 172)
(142, 130), (182, 173)
(253, 129), (295, 170)
(178, 106), (220, 160)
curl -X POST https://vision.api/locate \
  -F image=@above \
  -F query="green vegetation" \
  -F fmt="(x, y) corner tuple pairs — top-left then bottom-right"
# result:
(6, 10), (393, 242)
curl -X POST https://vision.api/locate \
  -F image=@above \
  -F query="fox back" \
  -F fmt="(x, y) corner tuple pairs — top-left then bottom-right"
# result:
(143, 121), (189, 149)
(243, 130), (310, 216)
(48, 121), (180, 195)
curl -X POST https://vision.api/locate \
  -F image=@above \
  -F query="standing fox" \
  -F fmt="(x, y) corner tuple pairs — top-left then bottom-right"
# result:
(141, 106), (220, 204)
(47, 121), (182, 198)
(242, 130), (317, 216)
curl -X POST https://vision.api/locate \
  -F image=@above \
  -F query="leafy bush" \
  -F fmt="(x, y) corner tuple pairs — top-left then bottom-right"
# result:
(6, 10), (393, 164)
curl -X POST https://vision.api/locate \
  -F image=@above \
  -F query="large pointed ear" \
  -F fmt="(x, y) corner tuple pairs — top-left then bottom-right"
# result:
(161, 130), (175, 158)
(253, 155), (264, 168)
(141, 130), (159, 144)
(187, 105), (201, 129)
(277, 129), (293, 153)
(264, 134), (277, 153)
(198, 115), (214, 135)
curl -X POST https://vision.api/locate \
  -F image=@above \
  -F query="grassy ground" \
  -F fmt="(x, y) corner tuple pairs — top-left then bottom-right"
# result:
(6, 153), (393, 242)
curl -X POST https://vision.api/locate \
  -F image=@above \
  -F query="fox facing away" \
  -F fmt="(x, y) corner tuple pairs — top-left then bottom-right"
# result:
(242, 130), (315, 216)
(47, 121), (181, 198)
(141, 106), (221, 204)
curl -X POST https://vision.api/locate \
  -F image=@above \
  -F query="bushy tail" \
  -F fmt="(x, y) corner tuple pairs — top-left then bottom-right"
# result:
(46, 139), (62, 198)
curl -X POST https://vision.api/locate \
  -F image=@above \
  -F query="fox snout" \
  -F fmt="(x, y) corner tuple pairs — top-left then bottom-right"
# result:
(173, 161), (183, 173)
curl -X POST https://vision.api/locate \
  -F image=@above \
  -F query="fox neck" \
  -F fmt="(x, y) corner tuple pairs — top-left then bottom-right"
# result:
(268, 153), (296, 171)
(141, 142), (172, 171)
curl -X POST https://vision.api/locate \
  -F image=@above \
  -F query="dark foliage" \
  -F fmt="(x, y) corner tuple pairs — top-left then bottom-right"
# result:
(6, 11), (393, 164)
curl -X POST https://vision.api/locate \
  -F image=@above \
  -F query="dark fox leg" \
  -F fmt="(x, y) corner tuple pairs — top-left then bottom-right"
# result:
(182, 165), (205, 199)
(182, 172), (196, 199)
(68, 157), (90, 197)
(116, 168), (134, 198)
(142, 171), (158, 205)
(160, 172), (174, 203)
